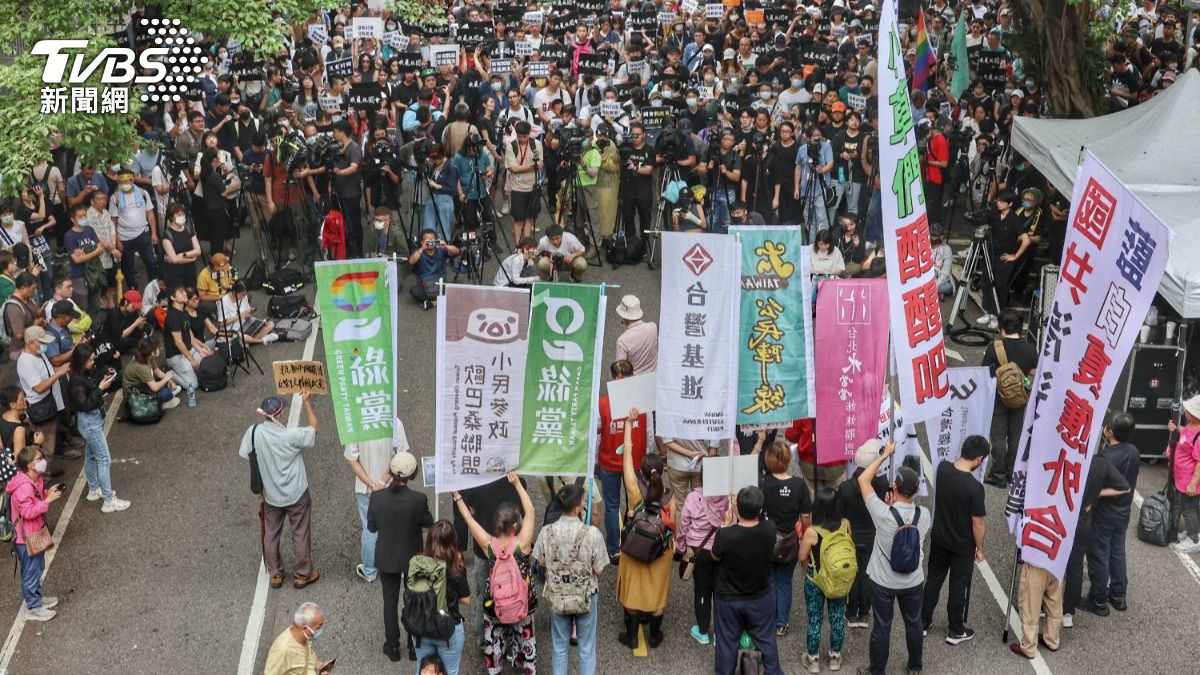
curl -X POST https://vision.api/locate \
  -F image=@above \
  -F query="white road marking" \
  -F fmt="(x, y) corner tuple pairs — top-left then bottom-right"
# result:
(0, 390), (124, 673)
(1131, 489), (1200, 587)
(917, 449), (1052, 674)
(236, 304), (321, 675)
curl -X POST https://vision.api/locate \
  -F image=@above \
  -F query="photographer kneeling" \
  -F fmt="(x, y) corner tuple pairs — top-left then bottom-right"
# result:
(407, 229), (460, 311)
(536, 225), (587, 283)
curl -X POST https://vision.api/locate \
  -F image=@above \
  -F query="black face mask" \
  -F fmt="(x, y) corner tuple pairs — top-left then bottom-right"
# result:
(239, 112), (251, 121)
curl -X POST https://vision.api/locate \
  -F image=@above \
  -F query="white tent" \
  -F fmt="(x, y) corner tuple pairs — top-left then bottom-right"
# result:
(1012, 70), (1200, 318)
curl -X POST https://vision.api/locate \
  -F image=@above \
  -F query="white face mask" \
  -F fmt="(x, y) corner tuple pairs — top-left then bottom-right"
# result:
(174, 214), (186, 225)
(0, 215), (11, 225)
(373, 219), (388, 231)
(120, 182), (134, 192)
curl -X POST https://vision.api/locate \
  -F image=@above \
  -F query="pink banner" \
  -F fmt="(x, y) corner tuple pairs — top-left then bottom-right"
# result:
(815, 279), (889, 464)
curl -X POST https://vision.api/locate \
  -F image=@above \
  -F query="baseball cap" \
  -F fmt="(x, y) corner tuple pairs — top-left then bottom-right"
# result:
(389, 451), (418, 478)
(210, 252), (229, 268)
(831, 102), (847, 113)
(51, 300), (80, 319)
(813, 83), (828, 94)
(723, 48), (736, 61)
(895, 466), (921, 497)
(123, 289), (143, 306)
(258, 396), (287, 420)
(24, 325), (54, 345)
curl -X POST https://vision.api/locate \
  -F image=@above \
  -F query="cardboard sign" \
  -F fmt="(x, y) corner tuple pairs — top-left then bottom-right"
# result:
(599, 100), (622, 117)
(515, 40), (534, 56)
(847, 92), (867, 110)
(429, 44), (459, 68)
(348, 82), (384, 109)
(629, 11), (659, 30)
(681, 0), (699, 14)
(698, 85), (715, 100)
(578, 52), (608, 76)
(539, 43), (569, 64)
(393, 52), (422, 71)
(626, 59), (648, 79)
(350, 17), (384, 40)
(658, 11), (677, 24)
(383, 30), (407, 50)
(273, 361), (329, 395)
(230, 59), (265, 81)
(722, 0), (741, 7)
(607, 372), (657, 417)
(528, 60), (551, 78)
(490, 58), (514, 75)
(702, 455), (759, 497)
(706, 3), (725, 19)
(523, 10), (544, 25)
(307, 23), (329, 46)
(458, 22), (493, 49)
(765, 8), (791, 26)
(326, 55), (354, 80)
(641, 106), (670, 129)
(318, 94), (343, 112)
(745, 9), (764, 24)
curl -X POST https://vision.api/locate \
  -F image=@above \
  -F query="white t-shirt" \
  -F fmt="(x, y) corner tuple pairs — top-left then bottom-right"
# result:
(108, 187), (153, 241)
(17, 352), (62, 408)
(537, 231), (584, 257)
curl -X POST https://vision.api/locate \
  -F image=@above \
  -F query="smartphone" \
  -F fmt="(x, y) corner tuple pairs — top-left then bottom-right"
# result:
(319, 658), (336, 673)
(53, 482), (67, 492)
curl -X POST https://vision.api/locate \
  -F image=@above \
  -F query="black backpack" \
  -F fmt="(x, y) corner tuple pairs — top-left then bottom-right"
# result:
(268, 294), (310, 320)
(620, 502), (670, 563)
(886, 506), (922, 574)
(605, 231), (629, 267)
(243, 258), (267, 291)
(1137, 491), (1173, 546)
(197, 353), (227, 392)
(401, 556), (455, 645)
(262, 267), (305, 296)
(625, 233), (646, 264)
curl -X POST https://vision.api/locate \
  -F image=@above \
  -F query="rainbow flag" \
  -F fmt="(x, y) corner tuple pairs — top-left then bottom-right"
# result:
(911, 8), (938, 93)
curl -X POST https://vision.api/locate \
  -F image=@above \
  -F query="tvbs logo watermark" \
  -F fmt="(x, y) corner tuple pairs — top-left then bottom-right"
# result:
(33, 17), (207, 115)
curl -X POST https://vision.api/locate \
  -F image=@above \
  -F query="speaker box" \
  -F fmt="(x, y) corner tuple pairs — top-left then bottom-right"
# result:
(1110, 343), (1184, 460)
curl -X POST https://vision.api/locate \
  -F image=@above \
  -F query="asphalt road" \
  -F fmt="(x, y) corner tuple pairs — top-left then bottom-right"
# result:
(0, 228), (1196, 675)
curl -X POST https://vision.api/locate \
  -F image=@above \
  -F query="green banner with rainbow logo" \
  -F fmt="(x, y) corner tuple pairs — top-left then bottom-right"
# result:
(315, 259), (399, 444)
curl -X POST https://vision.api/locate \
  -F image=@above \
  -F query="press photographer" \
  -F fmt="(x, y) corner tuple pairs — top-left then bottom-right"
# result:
(793, 126), (834, 239)
(536, 224), (587, 283)
(422, 147), (458, 243)
(329, 121), (364, 258)
(655, 117), (699, 176)
(502, 121), (543, 248)
(703, 130), (742, 234)
(363, 123), (403, 213)
(407, 229), (460, 311)
(492, 237), (540, 288)
(453, 134), (496, 235)
(618, 123), (656, 239)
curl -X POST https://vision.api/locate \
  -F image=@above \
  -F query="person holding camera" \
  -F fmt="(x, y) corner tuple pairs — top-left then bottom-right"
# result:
(619, 123), (656, 239)
(793, 126), (834, 241)
(66, 344), (128, 513)
(408, 229), (460, 310)
(492, 237), (539, 288)
(504, 121), (543, 247)
(330, 120), (364, 258)
(422, 147), (459, 243)
(363, 123), (403, 213)
(7, 444), (64, 622)
(703, 130), (741, 234)
(453, 134), (495, 233)
(672, 186), (709, 233)
(536, 224), (587, 283)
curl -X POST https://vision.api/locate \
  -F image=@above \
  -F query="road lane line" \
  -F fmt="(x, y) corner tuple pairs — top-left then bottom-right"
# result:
(0, 390), (124, 673)
(917, 448), (1052, 674)
(236, 305), (321, 675)
(1131, 489), (1200, 587)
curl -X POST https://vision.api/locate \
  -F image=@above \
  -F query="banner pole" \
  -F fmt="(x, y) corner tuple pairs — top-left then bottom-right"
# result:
(887, 336), (899, 476)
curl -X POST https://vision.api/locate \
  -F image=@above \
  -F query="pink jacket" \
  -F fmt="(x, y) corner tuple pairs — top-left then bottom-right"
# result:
(6, 472), (48, 546)
(675, 490), (728, 553)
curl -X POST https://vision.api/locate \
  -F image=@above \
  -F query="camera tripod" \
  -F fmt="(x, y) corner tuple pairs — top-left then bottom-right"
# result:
(799, 161), (828, 247)
(555, 168), (603, 268)
(947, 228), (1002, 345)
(212, 272), (263, 385)
(647, 163), (685, 271)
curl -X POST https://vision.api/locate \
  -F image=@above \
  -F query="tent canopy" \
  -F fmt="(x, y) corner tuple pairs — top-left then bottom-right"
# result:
(1012, 70), (1200, 318)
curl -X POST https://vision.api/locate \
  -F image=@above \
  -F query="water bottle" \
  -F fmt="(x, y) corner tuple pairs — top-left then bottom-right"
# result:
(739, 631), (754, 650)
(837, 166), (846, 183)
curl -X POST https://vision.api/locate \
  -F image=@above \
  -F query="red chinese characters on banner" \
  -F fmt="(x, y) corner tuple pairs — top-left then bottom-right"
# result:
(1022, 505), (1068, 558)
(912, 342), (949, 404)
(1071, 178), (1117, 248)
(896, 214), (933, 283)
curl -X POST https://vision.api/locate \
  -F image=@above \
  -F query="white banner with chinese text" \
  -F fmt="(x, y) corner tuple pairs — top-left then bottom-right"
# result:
(929, 367), (996, 487)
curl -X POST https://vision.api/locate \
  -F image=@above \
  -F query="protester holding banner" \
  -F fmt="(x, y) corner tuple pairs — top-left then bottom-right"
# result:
(662, 436), (718, 517)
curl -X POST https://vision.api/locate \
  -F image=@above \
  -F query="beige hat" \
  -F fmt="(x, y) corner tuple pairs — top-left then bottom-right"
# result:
(854, 438), (882, 469)
(615, 295), (644, 321)
(389, 452), (418, 478)
(1184, 395), (1200, 421)
(23, 325), (54, 345)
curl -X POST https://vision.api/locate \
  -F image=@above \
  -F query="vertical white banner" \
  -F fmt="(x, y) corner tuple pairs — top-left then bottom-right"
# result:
(656, 233), (741, 439)
(435, 285), (531, 494)
(929, 366), (997, 487)
(877, 0), (950, 422)
(1007, 151), (1173, 580)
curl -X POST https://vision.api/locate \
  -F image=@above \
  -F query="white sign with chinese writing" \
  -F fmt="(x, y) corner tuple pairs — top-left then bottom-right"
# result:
(430, 44), (459, 68)
(435, 285), (531, 494)
(350, 17), (384, 40)
(307, 23), (329, 46)
(876, 0), (950, 423)
(702, 454), (759, 497)
(656, 233), (741, 439)
(928, 367), (996, 487)
(383, 30), (408, 51)
(1007, 151), (1172, 581)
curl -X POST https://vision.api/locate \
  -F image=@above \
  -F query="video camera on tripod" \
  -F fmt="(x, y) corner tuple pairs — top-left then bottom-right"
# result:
(275, 131), (310, 175)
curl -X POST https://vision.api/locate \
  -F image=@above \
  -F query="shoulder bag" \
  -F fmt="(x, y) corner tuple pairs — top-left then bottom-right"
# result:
(678, 525), (717, 581)
(14, 484), (53, 556)
(248, 424), (264, 496)
(26, 358), (59, 425)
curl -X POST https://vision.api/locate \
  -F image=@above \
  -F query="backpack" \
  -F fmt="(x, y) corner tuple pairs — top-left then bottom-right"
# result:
(542, 524), (593, 616)
(267, 294), (310, 319)
(0, 492), (14, 543)
(243, 258), (267, 291)
(809, 522), (858, 598)
(624, 233), (646, 264)
(886, 506), (922, 574)
(620, 502), (670, 564)
(197, 353), (228, 392)
(605, 230), (629, 266)
(402, 554), (456, 644)
(274, 316), (313, 342)
(488, 538), (530, 624)
(1137, 491), (1174, 546)
(125, 385), (163, 424)
(262, 267), (305, 296)
(994, 340), (1030, 410)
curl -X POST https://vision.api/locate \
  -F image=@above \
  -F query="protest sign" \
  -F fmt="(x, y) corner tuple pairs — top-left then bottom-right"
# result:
(929, 367), (996, 486)
(272, 361), (329, 396)
(528, 60), (551, 78)
(877, 0), (950, 422)
(314, 259), (398, 445)
(814, 279), (889, 463)
(515, 40), (534, 56)
(745, 9), (764, 23)
(607, 372), (657, 418)
(578, 53), (608, 76)
(307, 23), (329, 46)
(1007, 151), (1172, 580)
(703, 455), (759, 497)
(630, 11), (659, 30)
(382, 30), (407, 51)
(731, 226), (815, 426)
(435, 285), (530, 494)
(429, 44), (459, 68)
(523, 11), (544, 25)
(348, 82), (383, 110)
(539, 43), (569, 64)
(351, 17), (384, 40)
(706, 4), (725, 19)
(518, 284), (607, 476)
(325, 56), (354, 80)
(490, 58), (513, 75)
(656, 233), (741, 439)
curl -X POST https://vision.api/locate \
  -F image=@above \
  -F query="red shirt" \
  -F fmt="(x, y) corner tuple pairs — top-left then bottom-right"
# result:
(787, 418), (844, 467)
(923, 132), (949, 185)
(597, 395), (648, 473)
(264, 153), (303, 206)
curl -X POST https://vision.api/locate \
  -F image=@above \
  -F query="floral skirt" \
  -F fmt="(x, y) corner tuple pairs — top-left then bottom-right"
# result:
(482, 613), (536, 675)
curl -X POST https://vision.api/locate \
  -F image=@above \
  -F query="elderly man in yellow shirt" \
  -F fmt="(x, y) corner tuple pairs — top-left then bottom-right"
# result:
(264, 602), (333, 675)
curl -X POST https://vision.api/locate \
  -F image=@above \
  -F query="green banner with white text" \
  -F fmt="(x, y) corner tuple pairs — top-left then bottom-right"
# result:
(518, 283), (606, 476)
(315, 259), (398, 445)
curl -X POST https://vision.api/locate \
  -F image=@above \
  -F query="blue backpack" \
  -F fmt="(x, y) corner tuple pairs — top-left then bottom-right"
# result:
(887, 506), (922, 574)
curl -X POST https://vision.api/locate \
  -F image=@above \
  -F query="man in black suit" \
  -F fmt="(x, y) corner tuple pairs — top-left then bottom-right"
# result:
(367, 452), (433, 662)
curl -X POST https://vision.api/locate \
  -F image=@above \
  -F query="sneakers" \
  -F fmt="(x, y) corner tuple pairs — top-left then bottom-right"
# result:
(26, 607), (56, 622)
(262, 332), (279, 345)
(41, 597), (58, 610)
(776, 625), (788, 637)
(847, 616), (869, 629)
(355, 564), (377, 583)
(1171, 537), (1200, 553)
(689, 625), (710, 645)
(1062, 613), (1073, 628)
(802, 652), (820, 674)
(186, 389), (197, 409)
(946, 627), (975, 645)
(1110, 596), (1127, 611)
(86, 488), (102, 502)
(976, 314), (996, 326)
(1080, 600), (1110, 617)
(101, 497), (131, 513)
(55, 448), (83, 460)
(269, 574), (285, 589)
(829, 652), (843, 672)
(163, 395), (182, 410)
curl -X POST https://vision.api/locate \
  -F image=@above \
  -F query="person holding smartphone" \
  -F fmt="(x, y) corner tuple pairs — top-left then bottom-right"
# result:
(6, 444), (64, 622)
(66, 344), (129, 513)
(264, 601), (335, 675)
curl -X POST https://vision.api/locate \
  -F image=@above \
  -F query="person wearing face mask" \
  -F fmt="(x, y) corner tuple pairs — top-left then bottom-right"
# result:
(370, 206), (405, 258)
(264, 602), (334, 675)
(160, 204), (202, 290)
(6, 444), (65, 622)
(778, 70), (812, 115)
(16, 325), (72, 464)
(108, 169), (160, 291)
(1007, 187), (1044, 301)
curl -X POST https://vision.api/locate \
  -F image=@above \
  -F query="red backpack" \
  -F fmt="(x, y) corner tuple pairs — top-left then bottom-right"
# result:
(489, 538), (529, 624)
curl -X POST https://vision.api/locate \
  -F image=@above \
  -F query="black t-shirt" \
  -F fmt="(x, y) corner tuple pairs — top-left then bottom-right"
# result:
(931, 461), (986, 554)
(1092, 442), (1140, 529)
(834, 130), (867, 183)
(620, 145), (654, 189)
(767, 141), (797, 190)
(712, 520), (775, 599)
(989, 209), (1025, 255)
(837, 468), (888, 547)
(761, 474), (811, 532)
(446, 569), (470, 623)
(1081, 454), (1130, 530)
(163, 306), (188, 359)
(981, 336), (1038, 385)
